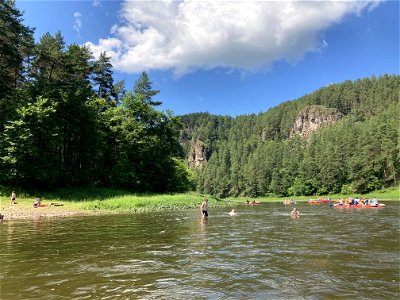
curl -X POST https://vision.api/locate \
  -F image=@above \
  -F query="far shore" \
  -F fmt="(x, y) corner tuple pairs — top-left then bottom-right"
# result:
(1, 188), (398, 221)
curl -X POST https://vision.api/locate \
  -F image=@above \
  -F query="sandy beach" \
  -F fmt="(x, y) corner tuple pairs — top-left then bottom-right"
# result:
(0, 205), (94, 220)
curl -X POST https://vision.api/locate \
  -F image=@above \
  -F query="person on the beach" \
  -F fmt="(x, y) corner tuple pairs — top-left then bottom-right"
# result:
(33, 198), (41, 208)
(10, 191), (17, 205)
(200, 197), (208, 218)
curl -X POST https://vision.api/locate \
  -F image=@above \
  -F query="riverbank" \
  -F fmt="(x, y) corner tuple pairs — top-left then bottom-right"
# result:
(0, 205), (98, 220)
(0, 187), (398, 220)
(0, 193), (231, 220)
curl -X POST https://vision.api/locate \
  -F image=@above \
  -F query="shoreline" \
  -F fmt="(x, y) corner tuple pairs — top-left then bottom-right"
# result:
(2, 200), (398, 221)
(1, 192), (398, 221)
(0, 205), (99, 220)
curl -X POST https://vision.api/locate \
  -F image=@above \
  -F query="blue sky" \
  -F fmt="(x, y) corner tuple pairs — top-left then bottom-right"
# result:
(16, 0), (399, 116)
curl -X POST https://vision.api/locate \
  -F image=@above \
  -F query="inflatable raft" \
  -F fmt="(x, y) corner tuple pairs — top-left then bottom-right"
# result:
(309, 199), (333, 204)
(332, 203), (386, 208)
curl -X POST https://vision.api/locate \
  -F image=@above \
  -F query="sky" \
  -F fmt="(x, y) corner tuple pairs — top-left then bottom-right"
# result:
(15, 0), (399, 116)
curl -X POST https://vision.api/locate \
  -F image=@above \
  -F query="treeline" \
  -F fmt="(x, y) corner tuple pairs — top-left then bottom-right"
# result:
(0, 1), (195, 192)
(180, 75), (400, 197)
(2, 1), (398, 197)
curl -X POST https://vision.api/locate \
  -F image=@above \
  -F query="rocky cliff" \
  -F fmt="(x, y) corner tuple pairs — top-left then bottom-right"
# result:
(187, 139), (208, 168)
(290, 105), (343, 139)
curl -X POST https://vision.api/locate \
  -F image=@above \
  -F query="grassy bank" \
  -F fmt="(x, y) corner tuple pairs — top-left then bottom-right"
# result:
(0, 188), (233, 217)
(0, 186), (398, 219)
(78, 193), (233, 212)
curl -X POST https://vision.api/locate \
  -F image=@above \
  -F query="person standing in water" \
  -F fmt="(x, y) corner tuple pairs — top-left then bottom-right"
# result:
(291, 207), (300, 217)
(200, 197), (208, 218)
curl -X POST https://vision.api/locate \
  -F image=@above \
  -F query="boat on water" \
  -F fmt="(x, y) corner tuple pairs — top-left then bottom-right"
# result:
(308, 198), (333, 204)
(332, 203), (386, 208)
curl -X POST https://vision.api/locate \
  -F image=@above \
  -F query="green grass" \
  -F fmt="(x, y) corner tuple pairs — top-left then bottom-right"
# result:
(0, 188), (232, 213)
(79, 193), (233, 212)
(0, 185), (398, 214)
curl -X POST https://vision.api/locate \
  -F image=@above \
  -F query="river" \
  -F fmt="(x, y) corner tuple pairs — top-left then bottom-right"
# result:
(1, 202), (399, 299)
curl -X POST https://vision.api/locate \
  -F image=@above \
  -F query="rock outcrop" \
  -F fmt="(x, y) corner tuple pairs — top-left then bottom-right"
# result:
(290, 105), (343, 139)
(187, 139), (208, 168)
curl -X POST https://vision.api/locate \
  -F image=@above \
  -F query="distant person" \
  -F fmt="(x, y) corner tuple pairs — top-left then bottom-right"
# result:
(371, 197), (379, 205)
(33, 197), (41, 208)
(10, 191), (17, 205)
(291, 207), (300, 217)
(200, 197), (208, 218)
(33, 197), (48, 208)
(229, 209), (237, 216)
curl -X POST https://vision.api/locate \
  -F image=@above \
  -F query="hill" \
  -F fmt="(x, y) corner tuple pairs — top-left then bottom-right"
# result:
(179, 75), (400, 197)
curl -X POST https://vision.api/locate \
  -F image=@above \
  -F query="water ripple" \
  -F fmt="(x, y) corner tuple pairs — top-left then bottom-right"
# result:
(0, 203), (399, 299)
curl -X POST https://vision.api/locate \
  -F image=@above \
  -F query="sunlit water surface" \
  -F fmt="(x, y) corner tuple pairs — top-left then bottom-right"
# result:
(1, 202), (399, 299)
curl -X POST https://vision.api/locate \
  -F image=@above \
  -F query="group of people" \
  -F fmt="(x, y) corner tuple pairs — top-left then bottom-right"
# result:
(283, 199), (297, 205)
(200, 197), (300, 218)
(8, 191), (64, 208)
(336, 197), (379, 206)
(245, 200), (262, 204)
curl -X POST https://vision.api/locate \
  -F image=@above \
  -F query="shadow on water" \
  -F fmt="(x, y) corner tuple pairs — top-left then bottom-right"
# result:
(1, 202), (399, 299)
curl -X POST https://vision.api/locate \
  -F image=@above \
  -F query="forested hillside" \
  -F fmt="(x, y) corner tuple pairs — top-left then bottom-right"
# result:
(0, 1), (195, 192)
(180, 75), (399, 197)
(1, 1), (398, 197)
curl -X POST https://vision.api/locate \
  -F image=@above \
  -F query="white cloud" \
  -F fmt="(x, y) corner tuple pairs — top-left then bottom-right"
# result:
(73, 12), (82, 37)
(92, 0), (102, 8)
(86, 0), (382, 76)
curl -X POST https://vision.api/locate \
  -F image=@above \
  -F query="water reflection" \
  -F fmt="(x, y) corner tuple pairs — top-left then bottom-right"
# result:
(200, 216), (208, 237)
(0, 202), (399, 299)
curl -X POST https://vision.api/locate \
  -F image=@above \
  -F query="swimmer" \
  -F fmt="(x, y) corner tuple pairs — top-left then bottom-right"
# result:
(229, 209), (237, 216)
(291, 207), (300, 217)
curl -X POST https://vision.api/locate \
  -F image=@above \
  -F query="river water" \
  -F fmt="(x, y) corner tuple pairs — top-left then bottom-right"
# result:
(1, 202), (399, 299)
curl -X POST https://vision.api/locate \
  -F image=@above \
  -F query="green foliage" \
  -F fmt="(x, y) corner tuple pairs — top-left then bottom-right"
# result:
(170, 158), (197, 192)
(0, 7), (189, 194)
(0, 0), (34, 126)
(180, 75), (400, 197)
(105, 73), (183, 191)
(92, 51), (115, 101)
(0, 5), (398, 198)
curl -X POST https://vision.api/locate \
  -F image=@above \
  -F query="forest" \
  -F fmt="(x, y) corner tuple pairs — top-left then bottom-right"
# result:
(1, 0), (399, 197)
(180, 75), (399, 197)
(0, 0), (195, 193)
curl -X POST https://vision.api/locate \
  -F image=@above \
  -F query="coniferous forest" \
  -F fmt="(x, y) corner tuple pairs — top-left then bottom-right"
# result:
(1, 1), (399, 197)
(180, 75), (399, 197)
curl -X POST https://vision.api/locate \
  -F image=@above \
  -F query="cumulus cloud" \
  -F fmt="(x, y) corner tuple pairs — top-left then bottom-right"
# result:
(86, 0), (381, 76)
(73, 12), (82, 37)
